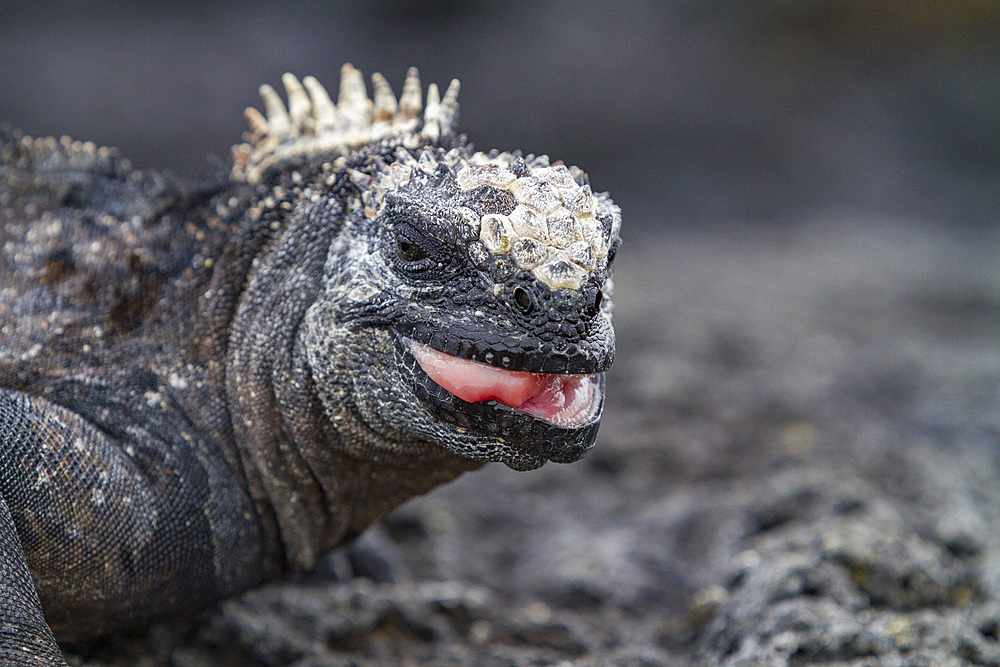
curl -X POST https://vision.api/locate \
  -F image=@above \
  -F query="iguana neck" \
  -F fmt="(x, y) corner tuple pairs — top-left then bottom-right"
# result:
(220, 183), (478, 571)
(283, 334), (481, 566)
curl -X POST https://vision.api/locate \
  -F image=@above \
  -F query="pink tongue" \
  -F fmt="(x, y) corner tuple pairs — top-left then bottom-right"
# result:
(406, 339), (598, 427)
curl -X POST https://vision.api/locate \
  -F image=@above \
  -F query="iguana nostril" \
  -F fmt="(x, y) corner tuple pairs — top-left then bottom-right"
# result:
(585, 289), (603, 317)
(513, 287), (534, 314)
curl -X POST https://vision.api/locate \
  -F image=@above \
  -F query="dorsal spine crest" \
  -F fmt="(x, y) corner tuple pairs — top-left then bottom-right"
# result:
(232, 64), (460, 184)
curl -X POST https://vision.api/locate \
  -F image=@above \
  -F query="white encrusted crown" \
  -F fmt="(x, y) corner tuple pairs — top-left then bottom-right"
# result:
(361, 148), (620, 292)
(232, 64), (459, 183)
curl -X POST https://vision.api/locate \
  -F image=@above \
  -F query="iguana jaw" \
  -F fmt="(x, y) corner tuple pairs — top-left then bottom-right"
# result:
(405, 338), (601, 429)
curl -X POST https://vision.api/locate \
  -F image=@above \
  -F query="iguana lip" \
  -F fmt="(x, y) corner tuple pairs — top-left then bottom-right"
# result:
(402, 319), (614, 374)
(404, 337), (602, 429)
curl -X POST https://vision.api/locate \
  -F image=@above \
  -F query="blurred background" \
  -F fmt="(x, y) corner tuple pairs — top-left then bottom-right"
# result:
(3, 2), (1000, 663)
(1, 0), (998, 231)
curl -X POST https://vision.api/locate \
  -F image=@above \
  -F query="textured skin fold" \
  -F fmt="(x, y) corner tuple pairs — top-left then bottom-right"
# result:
(0, 494), (64, 665)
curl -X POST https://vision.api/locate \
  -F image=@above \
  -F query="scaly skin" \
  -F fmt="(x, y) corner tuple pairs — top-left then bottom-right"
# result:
(0, 65), (620, 663)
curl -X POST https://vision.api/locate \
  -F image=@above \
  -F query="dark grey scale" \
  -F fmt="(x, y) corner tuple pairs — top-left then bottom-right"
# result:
(483, 277), (611, 373)
(460, 184), (517, 216)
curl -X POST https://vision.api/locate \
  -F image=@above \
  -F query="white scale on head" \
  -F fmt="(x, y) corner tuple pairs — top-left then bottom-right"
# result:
(233, 64), (619, 292)
(455, 156), (611, 291)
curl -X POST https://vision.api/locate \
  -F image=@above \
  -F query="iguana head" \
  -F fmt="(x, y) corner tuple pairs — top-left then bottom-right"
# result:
(236, 66), (620, 471)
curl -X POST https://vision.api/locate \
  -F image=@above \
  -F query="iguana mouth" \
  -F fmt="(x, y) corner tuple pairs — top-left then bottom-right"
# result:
(405, 338), (602, 429)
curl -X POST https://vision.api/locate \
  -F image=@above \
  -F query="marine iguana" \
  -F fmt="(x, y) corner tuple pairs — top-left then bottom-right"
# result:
(0, 64), (620, 664)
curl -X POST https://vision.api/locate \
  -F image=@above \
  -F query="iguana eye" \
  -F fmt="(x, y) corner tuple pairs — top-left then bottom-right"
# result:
(513, 287), (534, 314)
(395, 233), (427, 262)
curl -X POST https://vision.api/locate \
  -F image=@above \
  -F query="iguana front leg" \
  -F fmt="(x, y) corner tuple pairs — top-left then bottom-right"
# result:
(0, 387), (266, 658)
(0, 494), (65, 665)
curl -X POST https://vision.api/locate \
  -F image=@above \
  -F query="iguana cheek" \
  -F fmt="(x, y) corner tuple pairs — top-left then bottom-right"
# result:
(405, 338), (600, 428)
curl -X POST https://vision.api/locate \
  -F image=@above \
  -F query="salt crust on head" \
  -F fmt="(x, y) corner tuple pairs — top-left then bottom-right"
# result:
(363, 147), (620, 291)
(456, 156), (616, 291)
(233, 64), (620, 291)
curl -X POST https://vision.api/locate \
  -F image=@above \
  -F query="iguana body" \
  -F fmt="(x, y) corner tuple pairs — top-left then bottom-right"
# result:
(0, 65), (620, 664)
